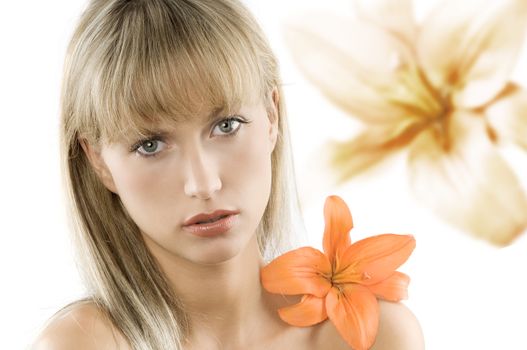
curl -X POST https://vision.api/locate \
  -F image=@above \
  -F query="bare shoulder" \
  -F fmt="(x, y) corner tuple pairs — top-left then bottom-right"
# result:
(370, 300), (425, 350)
(316, 300), (424, 350)
(30, 300), (130, 350)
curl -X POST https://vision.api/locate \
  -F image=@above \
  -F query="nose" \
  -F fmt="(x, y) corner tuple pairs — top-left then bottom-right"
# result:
(182, 144), (222, 200)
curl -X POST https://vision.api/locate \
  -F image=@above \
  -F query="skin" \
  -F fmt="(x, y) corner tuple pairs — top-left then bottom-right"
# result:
(32, 89), (425, 349)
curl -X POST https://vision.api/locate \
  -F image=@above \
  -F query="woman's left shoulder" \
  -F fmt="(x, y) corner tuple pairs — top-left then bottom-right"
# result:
(370, 300), (425, 350)
(318, 300), (425, 350)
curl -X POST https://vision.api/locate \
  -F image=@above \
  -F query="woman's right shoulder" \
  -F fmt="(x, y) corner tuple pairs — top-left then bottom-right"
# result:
(31, 299), (130, 350)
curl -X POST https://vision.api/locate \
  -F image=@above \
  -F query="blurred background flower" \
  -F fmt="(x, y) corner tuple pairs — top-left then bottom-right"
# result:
(283, 0), (527, 246)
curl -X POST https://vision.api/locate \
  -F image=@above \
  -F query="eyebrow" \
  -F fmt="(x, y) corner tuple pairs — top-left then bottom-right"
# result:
(205, 106), (228, 122)
(134, 105), (232, 137)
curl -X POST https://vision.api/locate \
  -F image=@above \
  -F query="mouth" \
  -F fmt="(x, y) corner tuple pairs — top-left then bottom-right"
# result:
(183, 209), (240, 227)
(195, 215), (229, 224)
(182, 213), (240, 237)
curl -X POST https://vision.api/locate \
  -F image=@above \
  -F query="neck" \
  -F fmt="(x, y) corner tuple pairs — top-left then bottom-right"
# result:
(144, 234), (289, 348)
(174, 236), (265, 323)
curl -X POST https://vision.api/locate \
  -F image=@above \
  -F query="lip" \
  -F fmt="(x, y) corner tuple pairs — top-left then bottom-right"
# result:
(182, 213), (239, 238)
(183, 209), (240, 226)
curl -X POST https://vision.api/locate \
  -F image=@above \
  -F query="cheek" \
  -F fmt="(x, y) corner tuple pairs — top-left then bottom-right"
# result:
(225, 126), (273, 219)
(230, 133), (271, 182)
(108, 158), (175, 234)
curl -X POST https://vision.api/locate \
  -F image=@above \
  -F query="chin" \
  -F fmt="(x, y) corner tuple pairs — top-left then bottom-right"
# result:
(187, 243), (244, 266)
(185, 230), (257, 266)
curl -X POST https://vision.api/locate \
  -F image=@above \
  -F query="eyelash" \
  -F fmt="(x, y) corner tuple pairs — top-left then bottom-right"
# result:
(130, 116), (251, 158)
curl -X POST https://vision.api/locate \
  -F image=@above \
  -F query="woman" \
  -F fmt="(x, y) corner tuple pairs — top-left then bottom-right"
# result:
(33, 0), (424, 349)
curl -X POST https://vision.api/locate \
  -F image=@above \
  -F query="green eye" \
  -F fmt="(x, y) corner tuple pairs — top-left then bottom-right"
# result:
(212, 116), (250, 137)
(133, 138), (167, 158)
(142, 140), (158, 152)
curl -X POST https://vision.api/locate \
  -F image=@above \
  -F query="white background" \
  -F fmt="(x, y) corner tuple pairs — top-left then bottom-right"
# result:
(1, 0), (526, 349)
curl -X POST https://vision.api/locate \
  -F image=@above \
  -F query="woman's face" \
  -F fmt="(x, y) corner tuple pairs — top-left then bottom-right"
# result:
(82, 96), (278, 265)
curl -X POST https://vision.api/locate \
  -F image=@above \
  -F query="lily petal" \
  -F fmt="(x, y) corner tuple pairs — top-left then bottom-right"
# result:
(260, 247), (332, 297)
(417, 0), (527, 109)
(326, 284), (379, 350)
(284, 12), (420, 125)
(485, 84), (527, 149)
(354, 0), (417, 45)
(367, 271), (410, 302)
(323, 195), (353, 265)
(326, 118), (427, 183)
(277, 294), (328, 327)
(335, 234), (416, 285)
(407, 111), (527, 245)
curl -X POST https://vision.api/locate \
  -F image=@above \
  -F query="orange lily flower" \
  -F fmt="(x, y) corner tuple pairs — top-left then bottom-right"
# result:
(284, 0), (527, 245)
(260, 195), (416, 350)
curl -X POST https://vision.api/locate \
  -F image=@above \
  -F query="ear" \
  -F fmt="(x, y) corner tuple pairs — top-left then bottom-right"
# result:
(268, 87), (280, 154)
(79, 138), (118, 194)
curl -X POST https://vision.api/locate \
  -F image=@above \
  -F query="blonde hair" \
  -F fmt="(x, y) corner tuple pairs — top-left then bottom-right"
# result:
(57, 0), (304, 348)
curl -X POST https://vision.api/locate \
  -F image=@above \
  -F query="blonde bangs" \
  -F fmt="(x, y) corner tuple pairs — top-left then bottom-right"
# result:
(69, 0), (268, 144)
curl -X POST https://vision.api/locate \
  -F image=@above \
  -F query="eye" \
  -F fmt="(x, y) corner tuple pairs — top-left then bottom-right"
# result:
(211, 116), (250, 137)
(133, 138), (167, 158)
